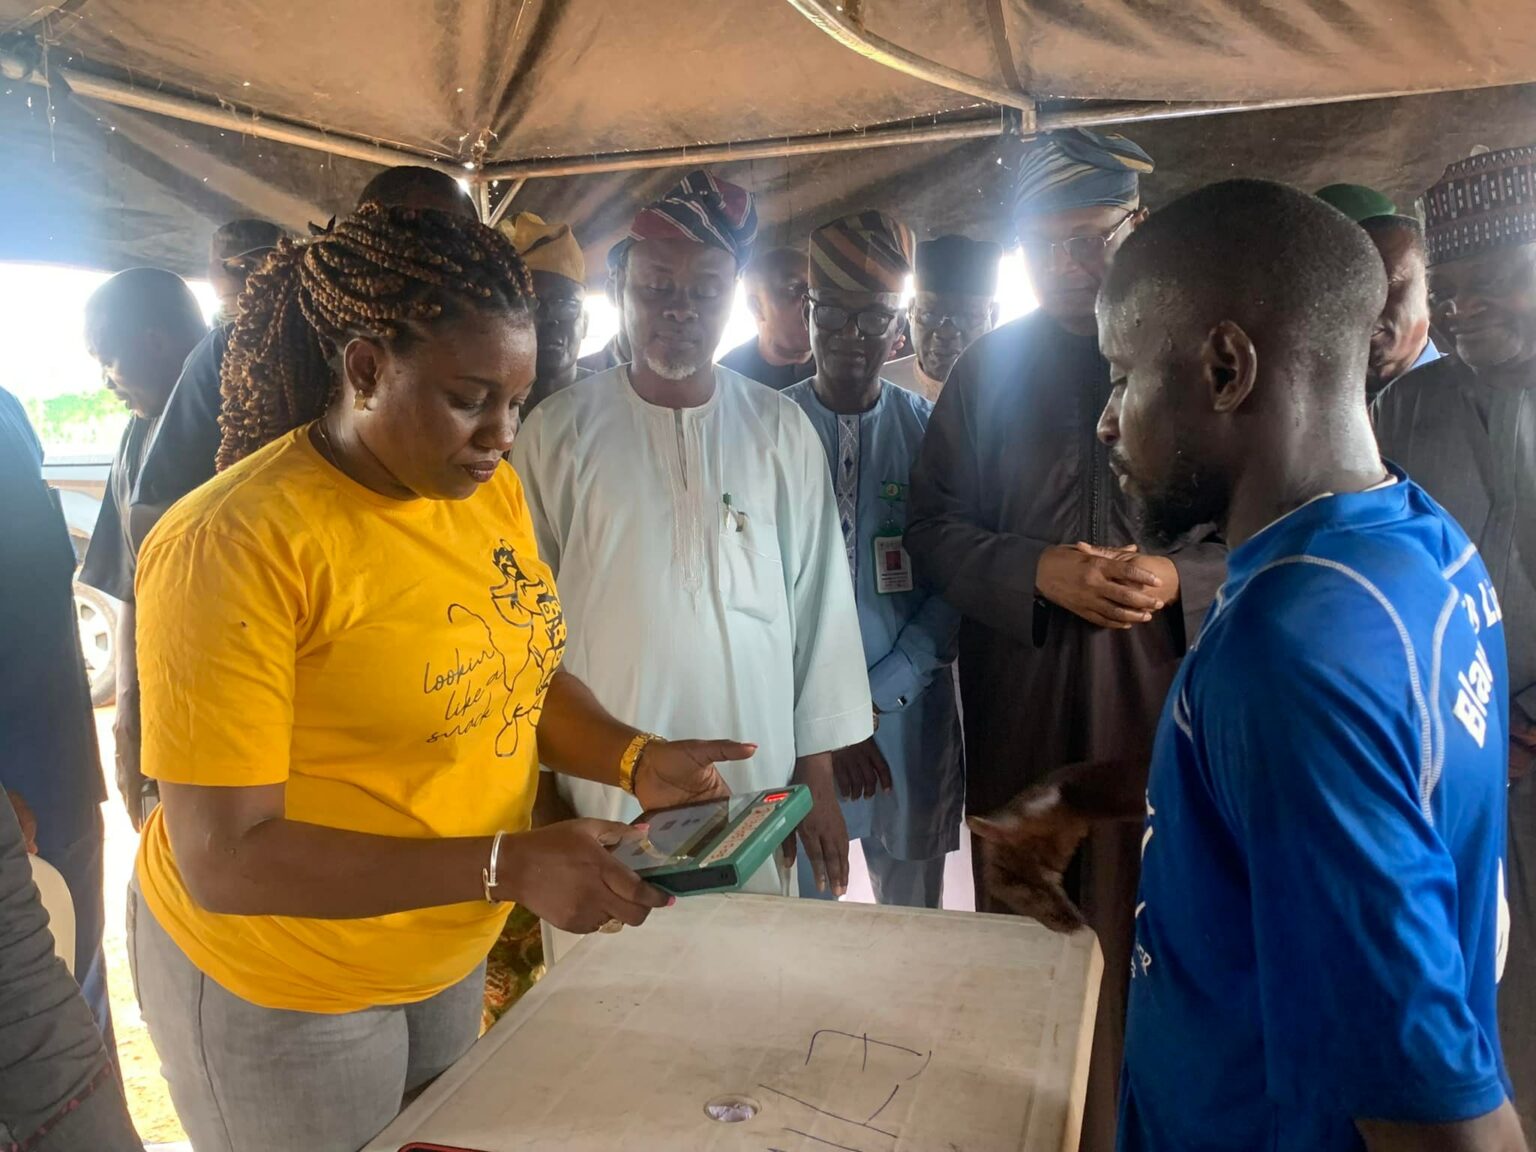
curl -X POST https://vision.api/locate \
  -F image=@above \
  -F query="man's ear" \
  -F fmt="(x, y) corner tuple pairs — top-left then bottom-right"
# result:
(342, 337), (385, 406)
(1128, 206), (1151, 233)
(577, 308), (590, 342)
(1203, 319), (1257, 414)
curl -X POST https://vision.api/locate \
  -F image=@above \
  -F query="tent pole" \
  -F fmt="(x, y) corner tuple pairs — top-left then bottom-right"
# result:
(9, 49), (1009, 182)
(9, 53), (461, 173)
(486, 179), (526, 228)
(1035, 84), (1498, 131)
(11, 45), (1493, 185)
(782, 0), (1035, 121)
(477, 114), (1011, 180)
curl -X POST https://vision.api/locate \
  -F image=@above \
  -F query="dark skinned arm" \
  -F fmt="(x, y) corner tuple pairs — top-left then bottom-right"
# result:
(112, 602), (146, 828)
(165, 667), (745, 932)
(787, 752), (848, 895)
(967, 758), (1146, 929)
(1357, 1103), (1528, 1152)
(534, 667), (749, 795)
(164, 781), (519, 919)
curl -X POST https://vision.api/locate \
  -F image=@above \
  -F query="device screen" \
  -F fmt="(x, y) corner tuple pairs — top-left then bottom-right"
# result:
(608, 797), (735, 872)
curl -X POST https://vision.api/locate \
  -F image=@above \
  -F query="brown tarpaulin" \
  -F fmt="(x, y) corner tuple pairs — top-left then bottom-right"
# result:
(3, 0), (1536, 275)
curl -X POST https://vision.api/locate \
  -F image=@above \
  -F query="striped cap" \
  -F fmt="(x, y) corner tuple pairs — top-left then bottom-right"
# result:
(1012, 128), (1154, 217)
(809, 211), (915, 293)
(619, 169), (758, 269)
(1424, 145), (1536, 265)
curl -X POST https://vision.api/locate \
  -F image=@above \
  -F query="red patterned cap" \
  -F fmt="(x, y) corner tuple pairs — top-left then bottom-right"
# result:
(1424, 145), (1536, 265)
(619, 169), (757, 269)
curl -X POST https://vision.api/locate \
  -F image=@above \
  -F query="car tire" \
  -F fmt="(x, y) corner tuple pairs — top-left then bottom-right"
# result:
(74, 582), (118, 708)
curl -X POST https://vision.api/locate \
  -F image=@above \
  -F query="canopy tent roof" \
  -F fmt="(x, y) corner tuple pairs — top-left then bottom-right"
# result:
(3, 0), (1535, 280)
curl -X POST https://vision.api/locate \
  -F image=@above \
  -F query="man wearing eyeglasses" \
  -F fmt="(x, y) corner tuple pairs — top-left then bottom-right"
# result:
(883, 235), (1001, 403)
(784, 212), (963, 909)
(907, 128), (1227, 1152)
(501, 212), (592, 414)
(718, 247), (815, 391)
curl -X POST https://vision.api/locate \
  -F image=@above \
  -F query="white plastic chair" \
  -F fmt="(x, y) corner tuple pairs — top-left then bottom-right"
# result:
(27, 854), (76, 976)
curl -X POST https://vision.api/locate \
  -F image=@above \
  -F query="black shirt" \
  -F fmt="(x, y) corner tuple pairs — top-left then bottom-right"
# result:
(718, 338), (814, 391)
(133, 325), (226, 517)
(77, 412), (155, 604)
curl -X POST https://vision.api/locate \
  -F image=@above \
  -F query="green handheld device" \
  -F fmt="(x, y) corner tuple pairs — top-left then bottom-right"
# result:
(609, 786), (813, 895)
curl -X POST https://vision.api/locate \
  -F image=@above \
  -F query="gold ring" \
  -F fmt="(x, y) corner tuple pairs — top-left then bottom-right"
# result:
(599, 918), (625, 933)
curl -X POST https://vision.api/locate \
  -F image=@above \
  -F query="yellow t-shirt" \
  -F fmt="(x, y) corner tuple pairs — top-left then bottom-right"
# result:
(134, 427), (565, 1013)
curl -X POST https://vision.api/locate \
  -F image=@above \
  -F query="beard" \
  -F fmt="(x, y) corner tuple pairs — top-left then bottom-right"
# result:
(643, 347), (707, 380)
(1114, 444), (1226, 549)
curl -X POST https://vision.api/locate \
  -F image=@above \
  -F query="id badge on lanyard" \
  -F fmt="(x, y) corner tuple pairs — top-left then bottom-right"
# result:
(872, 481), (914, 595)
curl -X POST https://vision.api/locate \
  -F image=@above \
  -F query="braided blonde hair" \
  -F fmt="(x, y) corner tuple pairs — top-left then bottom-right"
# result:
(218, 203), (536, 470)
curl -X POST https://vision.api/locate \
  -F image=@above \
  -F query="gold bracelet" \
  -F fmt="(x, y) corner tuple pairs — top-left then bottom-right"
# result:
(618, 732), (662, 795)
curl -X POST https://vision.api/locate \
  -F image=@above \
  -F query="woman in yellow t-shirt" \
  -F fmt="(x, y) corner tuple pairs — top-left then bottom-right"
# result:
(129, 204), (752, 1152)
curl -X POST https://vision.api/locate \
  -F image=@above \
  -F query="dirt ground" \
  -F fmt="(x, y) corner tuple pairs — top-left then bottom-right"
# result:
(95, 706), (188, 1148)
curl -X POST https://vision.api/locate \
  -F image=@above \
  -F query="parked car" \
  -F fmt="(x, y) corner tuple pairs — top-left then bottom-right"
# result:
(43, 454), (116, 707)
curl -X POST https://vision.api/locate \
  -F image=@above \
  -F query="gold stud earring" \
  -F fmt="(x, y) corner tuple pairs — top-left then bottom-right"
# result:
(354, 392), (369, 412)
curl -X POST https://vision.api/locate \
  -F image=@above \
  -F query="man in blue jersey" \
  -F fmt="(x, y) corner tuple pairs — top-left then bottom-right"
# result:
(975, 179), (1524, 1151)
(1108, 179), (1521, 1150)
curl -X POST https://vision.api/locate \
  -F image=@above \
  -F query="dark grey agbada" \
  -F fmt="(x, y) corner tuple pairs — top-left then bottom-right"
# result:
(907, 309), (1226, 1152)
(1375, 354), (1536, 1138)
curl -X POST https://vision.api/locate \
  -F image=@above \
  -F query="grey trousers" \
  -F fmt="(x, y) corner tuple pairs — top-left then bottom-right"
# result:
(862, 839), (946, 908)
(129, 886), (483, 1152)
(0, 796), (139, 1152)
(797, 838), (947, 909)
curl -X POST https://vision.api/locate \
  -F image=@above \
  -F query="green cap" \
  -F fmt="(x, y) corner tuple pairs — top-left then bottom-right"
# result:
(1315, 183), (1399, 224)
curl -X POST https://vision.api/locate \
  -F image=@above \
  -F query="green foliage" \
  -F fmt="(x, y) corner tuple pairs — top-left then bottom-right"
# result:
(23, 390), (128, 455)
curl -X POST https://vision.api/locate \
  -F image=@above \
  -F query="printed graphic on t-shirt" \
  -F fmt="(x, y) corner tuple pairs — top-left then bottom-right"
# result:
(423, 539), (566, 756)
(489, 541), (566, 756)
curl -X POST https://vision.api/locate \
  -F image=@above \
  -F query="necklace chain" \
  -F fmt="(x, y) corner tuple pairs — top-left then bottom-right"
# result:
(313, 417), (340, 468)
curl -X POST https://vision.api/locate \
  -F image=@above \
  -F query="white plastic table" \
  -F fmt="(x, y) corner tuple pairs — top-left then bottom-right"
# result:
(367, 894), (1102, 1152)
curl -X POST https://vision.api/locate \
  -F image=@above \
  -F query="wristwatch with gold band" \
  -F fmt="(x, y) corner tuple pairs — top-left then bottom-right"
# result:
(618, 732), (662, 794)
